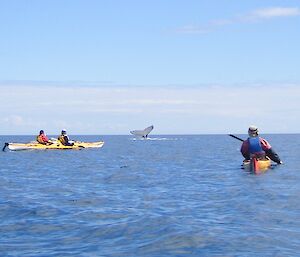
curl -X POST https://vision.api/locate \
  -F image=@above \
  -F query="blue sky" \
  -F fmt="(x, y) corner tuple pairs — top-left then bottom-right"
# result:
(0, 0), (300, 134)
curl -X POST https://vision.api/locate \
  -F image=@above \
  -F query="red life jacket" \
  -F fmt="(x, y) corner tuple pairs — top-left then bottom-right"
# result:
(37, 134), (48, 144)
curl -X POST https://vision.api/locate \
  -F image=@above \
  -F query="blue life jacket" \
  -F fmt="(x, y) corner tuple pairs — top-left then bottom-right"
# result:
(248, 137), (264, 154)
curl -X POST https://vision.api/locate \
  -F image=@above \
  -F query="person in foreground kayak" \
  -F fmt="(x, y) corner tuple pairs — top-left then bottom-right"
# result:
(58, 129), (74, 146)
(241, 125), (282, 164)
(37, 130), (52, 145)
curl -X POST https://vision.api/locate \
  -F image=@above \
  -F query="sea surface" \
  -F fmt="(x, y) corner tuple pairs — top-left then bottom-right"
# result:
(0, 134), (300, 257)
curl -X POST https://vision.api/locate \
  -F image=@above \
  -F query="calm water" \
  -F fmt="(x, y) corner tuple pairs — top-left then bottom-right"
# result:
(0, 134), (300, 257)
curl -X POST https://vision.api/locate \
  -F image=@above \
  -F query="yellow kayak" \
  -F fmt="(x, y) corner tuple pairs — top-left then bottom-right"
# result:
(3, 140), (104, 151)
(243, 157), (271, 174)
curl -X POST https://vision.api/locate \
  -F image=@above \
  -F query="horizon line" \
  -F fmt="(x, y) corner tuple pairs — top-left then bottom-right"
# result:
(0, 133), (299, 136)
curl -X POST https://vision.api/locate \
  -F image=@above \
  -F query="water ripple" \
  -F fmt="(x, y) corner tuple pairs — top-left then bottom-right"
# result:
(1, 135), (300, 256)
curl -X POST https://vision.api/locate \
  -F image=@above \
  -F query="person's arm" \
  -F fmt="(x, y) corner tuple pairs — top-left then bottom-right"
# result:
(265, 148), (282, 164)
(241, 140), (250, 159)
(64, 135), (69, 143)
(37, 135), (42, 143)
(260, 138), (282, 164)
(260, 138), (271, 151)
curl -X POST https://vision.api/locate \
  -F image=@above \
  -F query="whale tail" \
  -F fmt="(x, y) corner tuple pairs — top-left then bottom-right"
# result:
(130, 125), (154, 138)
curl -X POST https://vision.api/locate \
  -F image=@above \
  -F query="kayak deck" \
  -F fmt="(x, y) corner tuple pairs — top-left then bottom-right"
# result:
(243, 157), (271, 174)
(4, 140), (104, 151)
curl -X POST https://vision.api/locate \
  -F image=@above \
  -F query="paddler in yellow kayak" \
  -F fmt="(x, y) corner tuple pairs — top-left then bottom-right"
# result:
(241, 125), (283, 164)
(58, 129), (75, 146)
(36, 130), (53, 145)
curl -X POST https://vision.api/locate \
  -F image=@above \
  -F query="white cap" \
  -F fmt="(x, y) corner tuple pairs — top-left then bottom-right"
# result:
(248, 125), (258, 136)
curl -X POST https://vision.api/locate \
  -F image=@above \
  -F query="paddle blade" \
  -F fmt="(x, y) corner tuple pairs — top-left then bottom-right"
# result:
(2, 143), (9, 151)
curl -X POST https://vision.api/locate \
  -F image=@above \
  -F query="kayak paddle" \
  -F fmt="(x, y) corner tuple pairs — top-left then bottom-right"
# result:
(229, 134), (244, 142)
(2, 142), (9, 151)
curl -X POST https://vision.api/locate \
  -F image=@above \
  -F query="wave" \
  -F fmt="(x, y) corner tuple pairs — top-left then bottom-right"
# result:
(131, 137), (180, 141)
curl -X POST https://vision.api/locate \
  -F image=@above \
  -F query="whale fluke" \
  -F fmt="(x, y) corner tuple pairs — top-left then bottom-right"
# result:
(130, 125), (154, 138)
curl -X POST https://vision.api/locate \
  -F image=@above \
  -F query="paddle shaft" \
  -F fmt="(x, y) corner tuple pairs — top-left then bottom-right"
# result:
(229, 134), (244, 142)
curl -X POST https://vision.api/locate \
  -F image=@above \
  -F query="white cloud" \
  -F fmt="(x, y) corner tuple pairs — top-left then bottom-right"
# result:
(250, 7), (300, 19)
(1, 83), (300, 134)
(175, 25), (210, 34)
(3, 115), (24, 126)
(175, 19), (233, 34)
(176, 6), (300, 34)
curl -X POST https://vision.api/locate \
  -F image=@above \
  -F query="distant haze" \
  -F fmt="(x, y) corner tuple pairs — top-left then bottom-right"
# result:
(1, 83), (299, 135)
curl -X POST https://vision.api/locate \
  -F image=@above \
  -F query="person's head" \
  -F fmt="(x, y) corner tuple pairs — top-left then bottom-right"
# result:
(39, 130), (44, 135)
(61, 129), (67, 135)
(248, 125), (259, 137)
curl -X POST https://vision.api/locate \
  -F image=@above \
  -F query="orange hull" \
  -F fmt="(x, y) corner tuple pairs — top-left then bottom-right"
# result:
(243, 157), (271, 174)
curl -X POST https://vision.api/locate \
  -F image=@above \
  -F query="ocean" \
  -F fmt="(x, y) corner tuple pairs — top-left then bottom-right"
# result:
(1, 134), (300, 256)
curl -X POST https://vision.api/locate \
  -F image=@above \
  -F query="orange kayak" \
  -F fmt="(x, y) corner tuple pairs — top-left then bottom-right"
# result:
(243, 157), (271, 174)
